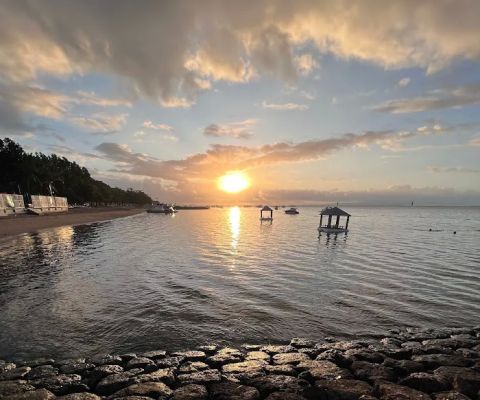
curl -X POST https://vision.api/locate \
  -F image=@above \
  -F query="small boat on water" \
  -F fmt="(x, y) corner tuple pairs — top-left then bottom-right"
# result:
(147, 203), (177, 214)
(285, 207), (299, 215)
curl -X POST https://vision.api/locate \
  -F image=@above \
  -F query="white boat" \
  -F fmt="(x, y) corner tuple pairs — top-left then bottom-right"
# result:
(147, 203), (177, 214)
(285, 207), (299, 214)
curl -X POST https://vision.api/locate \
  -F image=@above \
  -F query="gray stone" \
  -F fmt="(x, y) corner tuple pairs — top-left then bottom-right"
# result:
(109, 381), (172, 399)
(96, 368), (143, 395)
(265, 365), (297, 376)
(57, 394), (101, 400)
(249, 375), (309, 396)
(172, 384), (208, 400)
(0, 367), (31, 381)
(315, 379), (374, 399)
(59, 363), (95, 375)
(87, 355), (122, 366)
(26, 366), (59, 380)
(4, 388), (56, 400)
(198, 345), (217, 354)
(351, 361), (395, 382)
(29, 374), (87, 396)
(433, 392), (471, 400)
(246, 351), (270, 361)
(132, 368), (175, 386)
(222, 360), (267, 374)
(290, 338), (316, 349)
(172, 351), (206, 361)
(207, 348), (243, 367)
(140, 350), (166, 359)
(316, 349), (351, 368)
(156, 356), (185, 368)
(125, 357), (155, 370)
(273, 353), (310, 365)
(265, 393), (307, 400)
(399, 372), (447, 393)
(433, 366), (480, 398)
(178, 361), (209, 373)
(0, 380), (35, 397)
(298, 360), (352, 380)
(412, 354), (471, 369)
(422, 338), (478, 349)
(177, 369), (222, 385)
(210, 381), (260, 400)
(374, 381), (431, 399)
(261, 345), (296, 355)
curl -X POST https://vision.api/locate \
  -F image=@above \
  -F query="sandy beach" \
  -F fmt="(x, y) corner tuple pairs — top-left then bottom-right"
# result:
(0, 207), (144, 240)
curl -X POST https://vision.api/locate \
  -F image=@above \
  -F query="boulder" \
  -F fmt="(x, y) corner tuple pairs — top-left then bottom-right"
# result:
(59, 363), (95, 375)
(222, 360), (267, 374)
(172, 351), (206, 361)
(178, 362), (209, 373)
(156, 356), (185, 368)
(177, 369), (222, 385)
(57, 394), (102, 400)
(0, 367), (31, 381)
(96, 369), (143, 395)
(265, 393), (308, 399)
(316, 350), (351, 368)
(315, 379), (374, 399)
(273, 353), (311, 365)
(4, 388), (56, 400)
(132, 368), (175, 386)
(26, 366), (59, 380)
(109, 381), (173, 398)
(374, 381), (431, 399)
(261, 346), (297, 355)
(29, 374), (87, 396)
(125, 357), (155, 371)
(433, 392), (471, 400)
(412, 355), (470, 369)
(249, 375), (309, 397)
(290, 339), (316, 349)
(210, 381), (260, 400)
(87, 355), (122, 366)
(246, 352), (270, 362)
(433, 366), (480, 398)
(350, 361), (395, 382)
(0, 380), (35, 397)
(266, 365), (297, 376)
(172, 384), (208, 400)
(298, 360), (352, 380)
(399, 372), (447, 393)
(140, 350), (166, 359)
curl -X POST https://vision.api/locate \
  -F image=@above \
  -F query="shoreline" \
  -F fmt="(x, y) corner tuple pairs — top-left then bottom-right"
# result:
(0, 208), (145, 242)
(1, 327), (479, 399)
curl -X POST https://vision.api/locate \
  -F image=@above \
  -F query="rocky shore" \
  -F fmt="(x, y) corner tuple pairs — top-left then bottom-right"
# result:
(1, 327), (480, 400)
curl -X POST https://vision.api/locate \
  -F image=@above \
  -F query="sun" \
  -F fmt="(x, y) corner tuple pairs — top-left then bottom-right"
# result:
(218, 172), (250, 193)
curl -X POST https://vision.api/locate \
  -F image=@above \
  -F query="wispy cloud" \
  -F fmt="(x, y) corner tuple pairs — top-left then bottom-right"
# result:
(427, 166), (480, 174)
(262, 101), (308, 111)
(70, 113), (128, 134)
(294, 53), (319, 76)
(372, 83), (480, 113)
(203, 119), (256, 139)
(143, 121), (174, 132)
(397, 77), (410, 87)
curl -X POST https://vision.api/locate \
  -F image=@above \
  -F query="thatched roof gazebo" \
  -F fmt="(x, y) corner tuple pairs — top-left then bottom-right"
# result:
(318, 206), (351, 234)
(260, 205), (273, 221)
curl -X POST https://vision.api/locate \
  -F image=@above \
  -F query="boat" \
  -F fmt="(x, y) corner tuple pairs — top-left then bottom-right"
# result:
(146, 203), (177, 214)
(174, 205), (210, 210)
(285, 207), (299, 214)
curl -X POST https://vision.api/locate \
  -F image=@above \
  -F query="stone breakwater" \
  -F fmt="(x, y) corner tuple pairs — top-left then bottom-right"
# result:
(1, 327), (480, 400)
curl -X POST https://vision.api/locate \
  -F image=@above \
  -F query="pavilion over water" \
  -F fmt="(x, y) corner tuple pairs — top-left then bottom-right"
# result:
(318, 206), (351, 233)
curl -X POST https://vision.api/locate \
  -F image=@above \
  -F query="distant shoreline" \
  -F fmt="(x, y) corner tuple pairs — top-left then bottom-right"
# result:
(0, 207), (145, 241)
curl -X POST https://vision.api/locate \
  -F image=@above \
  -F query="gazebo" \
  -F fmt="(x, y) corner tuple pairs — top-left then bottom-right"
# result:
(260, 205), (273, 221)
(318, 206), (351, 233)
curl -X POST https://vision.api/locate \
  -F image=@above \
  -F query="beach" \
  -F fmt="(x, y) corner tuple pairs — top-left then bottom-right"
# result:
(0, 208), (144, 241)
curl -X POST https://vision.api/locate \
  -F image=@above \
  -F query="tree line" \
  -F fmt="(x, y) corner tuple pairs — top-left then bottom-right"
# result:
(0, 138), (152, 205)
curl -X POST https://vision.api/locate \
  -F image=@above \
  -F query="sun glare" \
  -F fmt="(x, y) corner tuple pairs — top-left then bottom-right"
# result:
(218, 172), (250, 193)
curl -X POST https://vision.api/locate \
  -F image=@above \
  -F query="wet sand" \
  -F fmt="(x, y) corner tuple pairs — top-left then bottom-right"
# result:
(0, 207), (144, 240)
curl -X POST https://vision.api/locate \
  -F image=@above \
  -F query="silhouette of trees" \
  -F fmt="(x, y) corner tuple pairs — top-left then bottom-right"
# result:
(0, 138), (152, 205)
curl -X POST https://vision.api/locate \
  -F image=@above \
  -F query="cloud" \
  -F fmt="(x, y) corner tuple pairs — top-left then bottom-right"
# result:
(427, 166), (480, 174)
(262, 101), (308, 111)
(203, 119), (256, 139)
(397, 77), (410, 87)
(372, 83), (480, 113)
(294, 53), (319, 76)
(3, 1), (480, 105)
(469, 136), (480, 146)
(143, 121), (174, 132)
(70, 113), (128, 134)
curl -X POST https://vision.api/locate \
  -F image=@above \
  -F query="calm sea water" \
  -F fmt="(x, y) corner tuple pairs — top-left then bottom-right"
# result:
(1, 206), (479, 360)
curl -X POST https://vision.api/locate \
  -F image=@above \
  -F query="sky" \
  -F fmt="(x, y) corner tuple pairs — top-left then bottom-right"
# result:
(1, 0), (480, 205)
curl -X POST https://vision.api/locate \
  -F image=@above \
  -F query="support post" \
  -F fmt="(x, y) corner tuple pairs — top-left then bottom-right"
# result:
(346, 216), (350, 230)
(335, 215), (340, 228)
(327, 215), (332, 228)
(320, 214), (323, 227)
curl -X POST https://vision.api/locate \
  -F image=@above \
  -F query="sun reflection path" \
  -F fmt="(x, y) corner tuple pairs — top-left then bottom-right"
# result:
(229, 206), (241, 250)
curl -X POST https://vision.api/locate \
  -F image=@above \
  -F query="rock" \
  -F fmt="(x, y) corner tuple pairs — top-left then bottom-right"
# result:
(29, 374), (87, 396)
(243, 345), (264, 351)
(20, 360), (56, 368)
(266, 365), (297, 376)
(315, 379), (374, 399)
(140, 350), (166, 359)
(298, 348), (321, 358)
(455, 348), (479, 359)
(26, 366), (59, 380)
(433, 366), (480, 398)
(261, 345), (297, 355)
(422, 338), (478, 349)
(156, 356), (185, 368)
(109, 381), (173, 399)
(83, 364), (124, 387)
(0, 380), (35, 397)
(399, 372), (447, 393)
(433, 392), (471, 400)
(198, 345), (217, 354)
(265, 393), (308, 400)
(0, 367), (31, 381)
(172, 384), (208, 400)
(250, 375), (309, 397)
(0, 362), (17, 373)
(177, 369), (222, 385)
(222, 360), (267, 374)
(380, 338), (402, 348)
(374, 381), (431, 399)
(273, 353), (311, 365)
(246, 352), (270, 361)
(350, 361), (395, 382)
(59, 363), (95, 375)
(298, 360), (352, 380)
(344, 349), (384, 364)
(318, 341), (364, 352)
(4, 388), (56, 399)
(125, 357), (155, 371)
(132, 368), (175, 386)
(290, 339), (316, 349)
(178, 361), (209, 373)
(172, 351), (206, 361)
(57, 394), (102, 400)
(119, 353), (137, 362)
(316, 349), (351, 368)
(207, 348), (243, 367)
(96, 368), (143, 395)
(210, 381), (260, 400)
(383, 359), (425, 376)
(87, 355), (122, 366)
(412, 354), (471, 369)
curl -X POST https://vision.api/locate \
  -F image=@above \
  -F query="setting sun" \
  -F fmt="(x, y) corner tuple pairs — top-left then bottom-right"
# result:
(218, 172), (250, 193)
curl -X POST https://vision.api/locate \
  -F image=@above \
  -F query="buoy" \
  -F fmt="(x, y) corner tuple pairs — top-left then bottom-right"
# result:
(453, 231), (457, 234)
(429, 228), (432, 232)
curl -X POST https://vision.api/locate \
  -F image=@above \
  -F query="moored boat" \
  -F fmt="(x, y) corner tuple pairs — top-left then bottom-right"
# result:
(285, 207), (299, 214)
(147, 203), (177, 214)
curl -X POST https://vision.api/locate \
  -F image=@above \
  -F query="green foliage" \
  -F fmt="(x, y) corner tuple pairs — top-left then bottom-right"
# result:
(0, 138), (152, 205)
